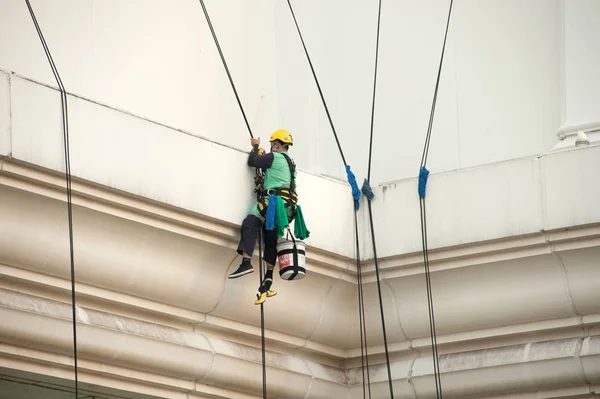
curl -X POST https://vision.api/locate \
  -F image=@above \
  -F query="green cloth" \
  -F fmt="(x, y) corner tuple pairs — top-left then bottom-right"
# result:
(247, 198), (309, 240)
(293, 205), (310, 240)
(274, 196), (289, 238)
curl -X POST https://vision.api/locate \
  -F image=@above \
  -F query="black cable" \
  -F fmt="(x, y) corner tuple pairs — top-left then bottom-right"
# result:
(419, 199), (441, 398)
(198, 3), (266, 397)
(285, 0), (347, 167)
(198, 0), (254, 138)
(420, 0), (454, 169)
(257, 230), (267, 399)
(366, 0), (382, 183)
(354, 211), (372, 399)
(286, 2), (393, 396)
(418, 1), (454, 398)
(367, 201), (394, 398)
(363, 0), (394, 397)
(24, 1), (79, 397)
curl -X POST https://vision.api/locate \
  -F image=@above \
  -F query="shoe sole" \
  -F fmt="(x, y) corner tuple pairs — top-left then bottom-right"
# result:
(228, 268), (254, 279)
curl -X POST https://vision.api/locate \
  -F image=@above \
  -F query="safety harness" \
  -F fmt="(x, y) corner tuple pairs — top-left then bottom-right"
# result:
(255, 153), (298, 222)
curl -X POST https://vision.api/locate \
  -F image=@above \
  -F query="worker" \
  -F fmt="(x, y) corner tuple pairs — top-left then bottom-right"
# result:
(229, 129), (298, 301)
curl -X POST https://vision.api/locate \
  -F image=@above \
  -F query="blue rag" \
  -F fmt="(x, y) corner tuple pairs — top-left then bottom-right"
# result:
(346, 165), (361, 210)
(418, 166), (430, 198)
(361, 178), (374, 201)
(265, 195), (278, 230)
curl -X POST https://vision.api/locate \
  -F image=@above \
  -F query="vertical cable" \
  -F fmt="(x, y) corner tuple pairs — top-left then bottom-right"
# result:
(417, 1), (454, 398)
(24, 1), (79, 397)
(257, 229), (267, 399)
(285, 0), (347, 166)
(354, 211), (372, 399)
(420, 0), (454, 170)
(198, 0), (254, 138)
(286, 2), (393, 395)
(197, 2), (266, 397)
(363, 0), (394, 396)
(366, 0), (382, 183)
(419, 199), (441, 397)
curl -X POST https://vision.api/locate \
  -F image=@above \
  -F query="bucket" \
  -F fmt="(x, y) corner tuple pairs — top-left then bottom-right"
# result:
(277, 240), (306, 280)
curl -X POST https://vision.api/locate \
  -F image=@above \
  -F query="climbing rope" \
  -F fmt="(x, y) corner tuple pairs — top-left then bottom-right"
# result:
(354, 211), (372, 399)
(362, 0), (395, 397)
(418, 2), (454, 398)
(257, 232), (267, 399)
(366, 0), (382, 184)
(24, 1), (79, 397)
(285, 1), (394, 397)
(285, 0), (347, 167)
(198, 0), (254, 139)
(197, 1), (266, 397)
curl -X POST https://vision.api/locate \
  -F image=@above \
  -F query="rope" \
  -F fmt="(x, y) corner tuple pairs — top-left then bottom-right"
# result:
(418, 2), (454, 398)
(362, 0), (395, 397)
(419, 199), (441, 397)
(24, 1), (79, 397)
(257, 230), (267, 399)
(420, 0), (454, 170)
(285, 2), (384, 396)
(354, 211), (372, 399)
(367, 0), (382, 184)
(285, 0), (347, 166)
(198, 0), (254, 138)
(197, 2), (266, 397)
(367, 203), (394, 397)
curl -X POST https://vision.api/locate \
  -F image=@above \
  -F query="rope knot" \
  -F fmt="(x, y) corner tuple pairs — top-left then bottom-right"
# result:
(345, 165), (362, 210)
(418, 166), (430, 198)
(361, 179), (375, 201)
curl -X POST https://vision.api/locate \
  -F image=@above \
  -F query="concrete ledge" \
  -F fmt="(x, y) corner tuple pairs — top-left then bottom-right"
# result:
(367, 144), (600, 259)
(1, 71), (356, 259)
(1, 290), (598, 398)
(348, 336), (600, 398)
(0, 290), (348, 399)
(1, 158), (600, 361)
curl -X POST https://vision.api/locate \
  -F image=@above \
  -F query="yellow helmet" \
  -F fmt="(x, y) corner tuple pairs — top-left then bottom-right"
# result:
(269, 129), (293, 146)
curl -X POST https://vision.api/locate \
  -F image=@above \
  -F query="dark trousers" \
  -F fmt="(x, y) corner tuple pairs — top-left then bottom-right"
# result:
(237, 214), (278, 266)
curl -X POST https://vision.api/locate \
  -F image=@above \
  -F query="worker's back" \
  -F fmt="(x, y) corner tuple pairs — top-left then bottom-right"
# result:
(263, 152), (296, 191)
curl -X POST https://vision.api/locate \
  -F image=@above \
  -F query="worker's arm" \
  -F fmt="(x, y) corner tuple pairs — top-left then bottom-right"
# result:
(248, 145), (274, 168)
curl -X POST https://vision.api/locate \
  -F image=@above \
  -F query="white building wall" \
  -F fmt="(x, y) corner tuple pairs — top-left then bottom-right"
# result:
(4, 0), (596, 186)
(561, 0), (600, 130)
(0, 0), (279, 152)
(275, 0), (570, 184)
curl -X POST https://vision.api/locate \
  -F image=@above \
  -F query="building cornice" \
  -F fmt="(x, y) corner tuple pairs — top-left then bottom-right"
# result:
(3, 156), (600, 285)
(0, 157), (356, 282)
(1, 290), (598, 399)
(1, 156), (600, 366)
(360, 223), (600, 282)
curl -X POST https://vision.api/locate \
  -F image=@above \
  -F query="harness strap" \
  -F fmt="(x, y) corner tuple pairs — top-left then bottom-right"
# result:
(280, 153), (296, 194)
(287, 226), (300, 280)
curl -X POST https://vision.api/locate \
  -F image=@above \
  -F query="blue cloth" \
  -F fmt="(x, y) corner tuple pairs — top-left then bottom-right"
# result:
(361, 178), (374, 201)
(265, 195), (278, 230)
(418, 166), (430, 198)
(346, 165), (361, 210)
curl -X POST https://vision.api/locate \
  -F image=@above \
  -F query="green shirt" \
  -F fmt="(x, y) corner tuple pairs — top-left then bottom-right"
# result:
(264, 152), (296, 190)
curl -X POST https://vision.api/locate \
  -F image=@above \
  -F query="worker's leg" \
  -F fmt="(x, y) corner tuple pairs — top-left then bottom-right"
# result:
(259, 226), (278, 294)
(229, 212), (263, 279)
